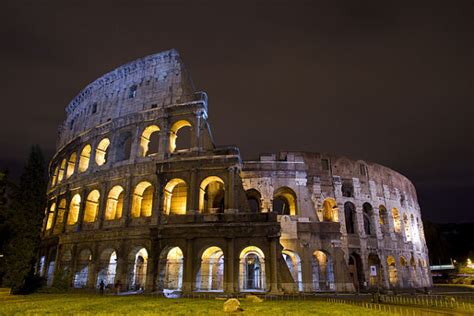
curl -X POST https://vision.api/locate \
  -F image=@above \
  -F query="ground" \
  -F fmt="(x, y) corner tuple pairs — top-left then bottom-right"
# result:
(0, 289), (385, 315)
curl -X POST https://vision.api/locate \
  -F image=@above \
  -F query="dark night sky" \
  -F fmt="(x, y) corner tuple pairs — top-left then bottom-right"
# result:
(0, 1), (473, 223)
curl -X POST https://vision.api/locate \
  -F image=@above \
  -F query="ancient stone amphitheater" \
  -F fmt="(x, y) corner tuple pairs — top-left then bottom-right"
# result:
(38, 49), (431, 294)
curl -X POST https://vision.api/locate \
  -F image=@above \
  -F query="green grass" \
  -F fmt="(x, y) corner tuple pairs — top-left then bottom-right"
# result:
(0, 289), (385, 315)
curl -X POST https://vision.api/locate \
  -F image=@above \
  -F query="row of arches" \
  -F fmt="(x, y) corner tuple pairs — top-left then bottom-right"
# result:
(44, 176), (228, 230)
(51, 121), (193, 188)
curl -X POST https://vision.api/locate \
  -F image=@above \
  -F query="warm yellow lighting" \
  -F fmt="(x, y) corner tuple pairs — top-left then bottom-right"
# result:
(140, 125), (160, 156)
(321, 198), (338, 222)
(273, 187), (297, 216)
(46, 203), (56, 230)
(392, 208), (401, 233)
(105, 185), (124, 220)
(78, 145), (91, 172)
(95, 138), (110, 166)
(84, 190), (100, 223)
(169, 120), (192, 153)
(66, 152), (76, 178)
(67, 194), (81, 225)
(199, 176), (225, 213)
(131, 181), (153, 217)
(163, 178), (187, 215)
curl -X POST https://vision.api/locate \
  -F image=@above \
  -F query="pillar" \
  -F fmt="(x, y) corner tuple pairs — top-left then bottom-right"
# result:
(183, 239), (194, 292)
(269, 238), (279, 293)
(224, 238), (235, 293)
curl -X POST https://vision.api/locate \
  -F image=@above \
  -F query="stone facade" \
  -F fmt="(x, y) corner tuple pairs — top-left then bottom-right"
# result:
(38, 49), (431, 294)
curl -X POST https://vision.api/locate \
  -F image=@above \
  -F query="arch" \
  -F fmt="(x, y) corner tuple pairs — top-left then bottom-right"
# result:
(55, 198), (67, 228)
(67, 194), (81, 225)
(239, 246), (266, 291)
(95, 138), (110, 166)
(83, 190), (100, 223)
(322, 198), (338, 222)
(45, 203), (56, 231)
(197, 246), (224, 291)
(160, 247), (184, 292)
(78, 144), (92, 172)
(46, 251), (56, 287)
(368, 253), (382, 288)
(387, 255), (398, 287)
(348, 252), (364, 291)
(282, 249), (303, 291)
(116, 131), (132, 162)
(105, 186), (124, 220)
(344, 202), (356, 234)
(163, 178), (187, 215)
(38, 256), (46, 277)
(362, 202), (374, 235)
(246, 189), (262, 212)
(51, 166), (59, 187)
(57, 159), (66, 183)
(312, 250), (335, 291)
(199, 176), (225, 214)
(392, 208), (401, 234)
(74, 248), (92, 288)
(96, 249), (117, 288)
(140, 125), (160, 157)
(379, 205), (388, 235)
(403, 213), (411, 241)
(131, 181), (154, 217)
(169, 120), (192, 153)
(66, 152), (76, 178)
(273, 187), (297, 215)
(129, 248), (148, 291)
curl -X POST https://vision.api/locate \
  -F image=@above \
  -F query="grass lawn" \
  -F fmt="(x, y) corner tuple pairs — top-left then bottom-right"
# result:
(0, 289), (386, 315)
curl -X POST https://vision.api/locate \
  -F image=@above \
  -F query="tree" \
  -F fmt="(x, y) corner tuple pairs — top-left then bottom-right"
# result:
(0, 170), (13, 285)
(3, 145), (48, 294)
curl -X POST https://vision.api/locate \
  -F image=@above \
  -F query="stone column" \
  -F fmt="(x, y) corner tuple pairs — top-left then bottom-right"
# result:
(77, 188), (87, 231)
(62, 190), (71, 233)
(122, 177), (133, 227)
(187, 169), (198, 214)
(97, 181), (108, 229)
(191, 113), (201, 151)
(224, 238), (235, 293)
(225, 166), (237, 212)
(269, 238), (279, 293)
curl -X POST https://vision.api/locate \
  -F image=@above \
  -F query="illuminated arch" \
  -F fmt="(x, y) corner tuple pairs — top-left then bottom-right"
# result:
(387, 256), (398, 287)
(197, 246), (224, 291)
(312, 250), (335, 291)
(95, 138), (110, 166)
(57, 159), (66, 183)
(51, 166), (59, 187)
(160, 247), (184, 292)
(74, 248), (92, 288)
(163, 178), (187, 215)
(46, 203), (56, 231)
(273, 187), (297, 215)
(239, 246), (266, 291)
(169, 120), (192, 153)
(55, 198), (67, 228)
(322, 198), (338, 222)
(67, 194), (81, 225)
(140, 125), (160, 157)
(96, 249), (117, 287)
(83, 190), (100, 223)
(199, 176), (225, 213)
(105, 185), (124, 220)
(66, 152), (76, 178)
(129, 248), (148, 290)
(403, 213), (411, 241)
(392, 208), (401, 234)
(78, 144), (92, 172)
(282, 249), (303, 291)
(131, 181), (154, 217)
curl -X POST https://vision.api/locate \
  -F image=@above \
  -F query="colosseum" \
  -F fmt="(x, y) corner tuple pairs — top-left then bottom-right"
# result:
(38, 49), (431, 294)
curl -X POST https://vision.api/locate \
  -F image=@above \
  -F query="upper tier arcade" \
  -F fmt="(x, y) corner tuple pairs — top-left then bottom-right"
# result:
(57, 49), (202, 149)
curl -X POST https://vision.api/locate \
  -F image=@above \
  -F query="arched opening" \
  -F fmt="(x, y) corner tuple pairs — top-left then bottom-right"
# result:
(97, 249), (117, 288)
(392, 208), (401, 234)
(116, 131), (132, 162)
(129, 248), (148, 291)
(362, 203), (374, 235)
(282, 250), (303, 291)
(403, 214), (411, 241)
(105, 186), (124, 220)
(169, 120), (192, 152)
(197, 246), (224, 292)
(312, 250), (335, 291)
(51, 166), (59, 187)
(273, 187), (297, 215)
(160, 247), (184, 292)
(66, 152), (76, 178)
(199, 176), (225, 214)
(57, 159), (66, 183)
(38, 256), (46, 277)
(322, 198), (338, 222)
(60, 250), (72, 274)
(131, 181), (154, 218)
(55, 198), (67, 230)
(140, 125), (160, 156)
(344, 202), (356, 234)
(246, 189), (262, 212)
(163, 178), (187, 215)
(78, 144), (91, 172)
(348, 253), (364, 291)
(387, 256), (398, 287)
(45, 203), (56, 231)
(46, 254), (56, 287)
(74, 249), (92, 288)
(379, 205), (388, 235)
(83, 190), (100, 223)
(341, 181), (354, 197)
(368, 253), (382, 288)
(67, 194), (81, 225)
(95, 138), (110, 166)
(239, 246), (266, 291)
